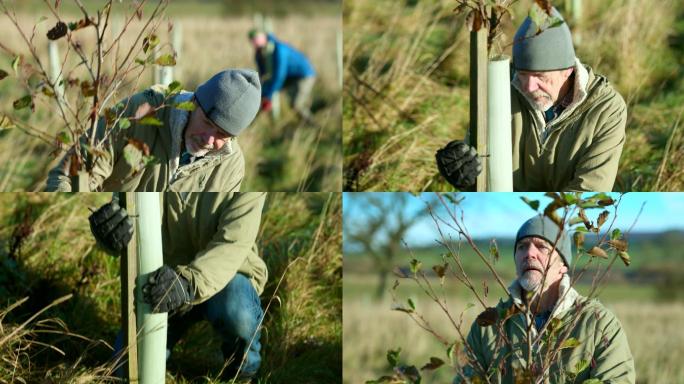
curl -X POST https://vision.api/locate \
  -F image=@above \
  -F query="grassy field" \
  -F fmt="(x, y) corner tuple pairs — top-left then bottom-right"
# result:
(343, 272), (684, 384)
(0, 1), (342, 191)
(343, 0), (684, 191)
(0, 192), (342, 383)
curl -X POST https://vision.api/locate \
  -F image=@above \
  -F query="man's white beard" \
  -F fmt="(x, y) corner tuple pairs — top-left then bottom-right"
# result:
(522, 91), (554, 111)
(185, 136), (212, 157)
(519, 271), (542, 292)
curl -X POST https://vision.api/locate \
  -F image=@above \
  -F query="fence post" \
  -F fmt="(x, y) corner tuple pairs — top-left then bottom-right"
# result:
(119, 192), (139, 383)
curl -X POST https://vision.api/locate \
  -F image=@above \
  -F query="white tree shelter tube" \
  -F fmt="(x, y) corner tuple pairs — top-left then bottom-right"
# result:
(487, 57), (513, 191)
(135, 192), (167, 383)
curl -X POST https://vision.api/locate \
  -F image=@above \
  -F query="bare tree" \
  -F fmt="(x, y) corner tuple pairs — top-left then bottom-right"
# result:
(345, 193), (432, 300)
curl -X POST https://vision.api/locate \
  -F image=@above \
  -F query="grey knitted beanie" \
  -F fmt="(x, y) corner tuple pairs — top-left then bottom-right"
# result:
(195, 69), (261, 136)
(515, 215), (572, 267)
(512, 7), (575, 71)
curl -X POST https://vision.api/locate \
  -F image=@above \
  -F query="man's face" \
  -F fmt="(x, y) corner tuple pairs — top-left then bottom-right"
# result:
(517, 68), (573, 111)
(250, 32), (267, 49)
(514, 236), (568, 292)
(184, 103), (232, 157)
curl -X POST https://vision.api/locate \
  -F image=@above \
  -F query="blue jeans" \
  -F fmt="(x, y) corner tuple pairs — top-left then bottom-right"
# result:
(115, 273), (263, 378)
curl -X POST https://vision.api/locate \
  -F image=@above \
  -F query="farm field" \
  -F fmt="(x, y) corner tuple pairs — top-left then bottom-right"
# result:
(0, 0), (342, 191)
(343, 0), (684, 191)
(0, 192), (342, 383)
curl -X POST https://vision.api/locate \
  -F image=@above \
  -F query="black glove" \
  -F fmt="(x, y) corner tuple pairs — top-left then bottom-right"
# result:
(435, 140), (482, 189)
(89, 202), (133, 254)
(142, 265), (194, 314)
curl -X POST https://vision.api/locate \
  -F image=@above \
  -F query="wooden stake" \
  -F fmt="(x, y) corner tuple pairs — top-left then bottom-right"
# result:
(469, 27), (488, 191)
(120, 193), (139, 383)
(69, 171), (89, 192)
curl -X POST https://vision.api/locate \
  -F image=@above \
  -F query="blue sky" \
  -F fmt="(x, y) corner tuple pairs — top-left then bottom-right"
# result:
(343, 193), (684, 248)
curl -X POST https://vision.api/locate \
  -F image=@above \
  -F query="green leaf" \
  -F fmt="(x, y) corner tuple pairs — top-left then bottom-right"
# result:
(0, 69), (8, 80)
(529, 4), (546, 31)
(387, 348), (401, 367)
(11, 56), (20, 75)
(489, 239), (500, 263)
(135, 58), (146, 66)
(56, 131), (71, 145)
(12, 95), (33, 110)
(142, 34), (159, 54)
(559, 337), (581, 350)
(568, 216), (585, 226)
(173, 101), (196, 111)
(520, 196), (540, 211)
(155, 54), (176, 67)
(581, 379), (603, 384)
(0, 114), (15, 131)
(547, 17), (565, 28)
(138, 116), (163, 126)
(572, 359), (590, 375)
(122, 142), (143, 168)
(407, 298), (415, 311)
(611, 228), (622, 240)
(409, 259), (422, 275)
(574, 226), (588, 233)
(446, 343), (456, 362)
(166, 80), (182, 96)
(118, 117), (131, 130)
(562, 193), (578, 205)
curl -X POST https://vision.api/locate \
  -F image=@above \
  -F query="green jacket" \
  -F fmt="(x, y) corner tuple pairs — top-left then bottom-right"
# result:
(46, 86), (245, 192)
(161, 192), (268, 302)
(455, 276), (635, 383)
(511, 61), (627, 191)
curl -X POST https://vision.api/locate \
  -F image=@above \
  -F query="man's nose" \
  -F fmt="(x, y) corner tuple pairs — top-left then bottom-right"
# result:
(523, 77), (540, 93)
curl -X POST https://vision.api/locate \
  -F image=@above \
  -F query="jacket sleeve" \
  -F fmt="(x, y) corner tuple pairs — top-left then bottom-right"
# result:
(45, 118), (117, 192)
(453, 322), (492, 383)
(565, 95), (627, 192)
(590, 307), (636, 383)
(176, 192), (266, 304)
(262, 45), (288, 100)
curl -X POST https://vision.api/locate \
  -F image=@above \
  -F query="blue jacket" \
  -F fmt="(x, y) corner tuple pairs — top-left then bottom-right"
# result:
(256, 34), (315, 100)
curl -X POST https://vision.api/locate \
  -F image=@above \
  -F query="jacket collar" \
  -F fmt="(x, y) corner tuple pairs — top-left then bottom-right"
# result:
(508, 274), (579, 319)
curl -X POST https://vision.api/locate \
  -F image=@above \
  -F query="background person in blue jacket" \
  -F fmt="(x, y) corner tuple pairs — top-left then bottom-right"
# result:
(248, 29), (316, 121)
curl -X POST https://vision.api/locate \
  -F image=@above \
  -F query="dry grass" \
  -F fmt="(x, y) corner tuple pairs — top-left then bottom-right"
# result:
(0, 8), (342, 191)
(343, 0), (684, 191)
(343, 278), (684, 384)
(0, 192), (342, 383)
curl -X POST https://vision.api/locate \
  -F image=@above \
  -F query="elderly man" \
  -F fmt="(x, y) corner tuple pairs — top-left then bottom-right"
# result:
(454, 216), (635, 383)
(46, 69), (261, 192)
(89, 192), (267, 380)
(248, 29), (316, 121)
(436, 8), (627, 191)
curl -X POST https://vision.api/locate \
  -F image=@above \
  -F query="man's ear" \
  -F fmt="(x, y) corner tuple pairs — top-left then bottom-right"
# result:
(563, 67), (574, 79)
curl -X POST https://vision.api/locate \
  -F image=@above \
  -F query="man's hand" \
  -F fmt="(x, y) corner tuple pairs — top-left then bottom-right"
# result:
(89, 202), (133, 255)
(260, 98), (272, 112)
(435, 140), (482, 189)
(142, 265), (194, 314)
